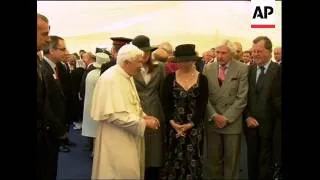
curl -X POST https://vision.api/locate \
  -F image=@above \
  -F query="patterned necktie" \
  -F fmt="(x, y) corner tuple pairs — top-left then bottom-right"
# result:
(256, 66), (265, 93)
(218, 65), (227, 81)
(218, 65), (227, 86)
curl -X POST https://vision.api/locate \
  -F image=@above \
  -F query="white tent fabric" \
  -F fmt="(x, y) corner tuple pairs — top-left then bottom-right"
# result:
(37, 1), (281, 54)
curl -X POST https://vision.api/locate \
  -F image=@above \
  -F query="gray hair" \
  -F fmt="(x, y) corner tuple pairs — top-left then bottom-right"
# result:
(43, 35), (64, 55)
(116, 44), (144, 66)
(158, 41), (173, 55)
(37, 13), (49, 23)
(216, 40), (236, 56)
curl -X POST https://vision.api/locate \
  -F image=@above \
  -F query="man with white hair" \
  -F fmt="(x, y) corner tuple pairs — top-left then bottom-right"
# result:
(203, 40), (248, 180)
(90, 44), (160, 179)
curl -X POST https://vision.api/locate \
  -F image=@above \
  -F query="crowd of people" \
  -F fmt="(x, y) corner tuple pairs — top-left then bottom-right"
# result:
(37, 13), (282, 180)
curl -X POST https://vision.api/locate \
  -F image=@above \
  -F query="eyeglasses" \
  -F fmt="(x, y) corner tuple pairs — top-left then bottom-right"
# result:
(55, 47), (67, 51)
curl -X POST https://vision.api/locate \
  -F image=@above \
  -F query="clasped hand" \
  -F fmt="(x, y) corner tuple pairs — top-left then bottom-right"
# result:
(170, 120), (193, 138)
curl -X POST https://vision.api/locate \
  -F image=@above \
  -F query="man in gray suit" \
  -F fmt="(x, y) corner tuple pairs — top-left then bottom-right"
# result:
(203, 40), (248, 180)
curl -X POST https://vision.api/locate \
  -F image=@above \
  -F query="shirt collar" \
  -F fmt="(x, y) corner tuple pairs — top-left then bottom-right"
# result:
(219, 61), (231, 68)
(43, 56), (56, 70)
(257, 59), (272, 70)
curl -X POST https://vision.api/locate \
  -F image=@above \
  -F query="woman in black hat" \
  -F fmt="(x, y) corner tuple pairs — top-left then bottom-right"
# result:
(160, 44), (209, 180)
(132, 35), (166, 180)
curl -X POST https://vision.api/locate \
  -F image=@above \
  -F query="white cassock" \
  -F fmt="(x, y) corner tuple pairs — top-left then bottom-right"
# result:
(81, 69), (100, 138)
(90, 65), (146, 180)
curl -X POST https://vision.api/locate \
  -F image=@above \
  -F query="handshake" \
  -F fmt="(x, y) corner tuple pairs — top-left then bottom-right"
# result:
(144, 115), (160, 130)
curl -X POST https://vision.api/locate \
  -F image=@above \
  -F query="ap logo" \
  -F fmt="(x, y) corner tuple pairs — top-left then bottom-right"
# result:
(251, 0), (276, 28)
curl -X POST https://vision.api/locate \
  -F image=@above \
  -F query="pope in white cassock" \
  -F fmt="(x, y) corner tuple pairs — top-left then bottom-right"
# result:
(90, 44), (160, 180)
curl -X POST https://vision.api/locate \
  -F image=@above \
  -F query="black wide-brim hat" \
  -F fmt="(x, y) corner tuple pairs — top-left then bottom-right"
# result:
(132, 35), (157, 52)
(110, 37), (132, 45)
(172, 44), (200, 63)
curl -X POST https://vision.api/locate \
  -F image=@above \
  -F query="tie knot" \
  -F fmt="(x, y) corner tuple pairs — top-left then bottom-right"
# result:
(220, 65), (227, 70)
(259, 66), (265, 70)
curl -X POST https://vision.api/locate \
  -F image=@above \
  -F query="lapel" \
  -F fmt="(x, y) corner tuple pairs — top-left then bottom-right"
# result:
(210, 62), (220, 90)
(250, 65), (258, 91)
(134, 72), (147, 87)
(43, 60), (65, 97)
(219, 60), (237, 91)
(250, 61), (278, 93)
(134, 65), (159, 87)
(263, 61), (278, 87)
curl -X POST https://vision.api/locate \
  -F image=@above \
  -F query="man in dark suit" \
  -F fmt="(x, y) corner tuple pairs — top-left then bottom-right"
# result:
(56, 59), (77, 147)
(37, 13), (67, 180)
(43, 35), (70, 152)
(100, 37), (132, 75)
(244, 36), (281, 180)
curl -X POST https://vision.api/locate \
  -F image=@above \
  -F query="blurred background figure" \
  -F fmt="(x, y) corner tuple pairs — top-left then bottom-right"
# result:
(81, 52), (110, 158)
(273, 47), (282, 64)
(100, 37), (132, 74)
(242, 50), (253, 65)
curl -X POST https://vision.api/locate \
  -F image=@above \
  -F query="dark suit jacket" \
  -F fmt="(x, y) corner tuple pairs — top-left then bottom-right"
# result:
(70, 67), (85, 119)
(42, 60), (67, 131)
(38, 60), (66, 138)
(56, 62), (77, 122)
(37, 58), (61, 180)
(79, 64), (96, 99)
(244, 61), (281, 138)
(37, 59), (45, 131)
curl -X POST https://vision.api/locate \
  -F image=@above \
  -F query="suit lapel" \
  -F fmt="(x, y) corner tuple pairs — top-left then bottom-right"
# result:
(250, 61), (277, 93)
(220, 60), (237, 91)
(250, 65), (258, 91)
(263, 61), (278, 88)
(134, 72), (147, 87)
(211, 62), (220, 90)
(149, 65), (158, 82)
(134, 65), (160, 87)
(43, 61), (65, 97)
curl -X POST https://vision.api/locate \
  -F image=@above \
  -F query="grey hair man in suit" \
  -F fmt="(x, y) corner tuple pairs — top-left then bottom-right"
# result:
(203, 40), (248, 180)
(244, 36), (281, 180)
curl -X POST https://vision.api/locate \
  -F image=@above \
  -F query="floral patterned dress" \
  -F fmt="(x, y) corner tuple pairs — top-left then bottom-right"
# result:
(161, 74), (205, 180)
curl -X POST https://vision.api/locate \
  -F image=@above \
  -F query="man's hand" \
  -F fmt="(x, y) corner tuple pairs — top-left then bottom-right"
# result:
(247, 117), (259, 128)
(212, 114), (228, 128)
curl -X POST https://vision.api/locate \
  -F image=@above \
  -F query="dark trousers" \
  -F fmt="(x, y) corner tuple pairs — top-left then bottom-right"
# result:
(145, 167), (160, 180)
(36, 131), (59, 180)
(245, 130), (273, 180)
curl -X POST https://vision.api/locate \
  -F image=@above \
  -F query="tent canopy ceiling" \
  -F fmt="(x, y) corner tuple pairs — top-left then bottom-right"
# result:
(37, 1), (281, 53)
